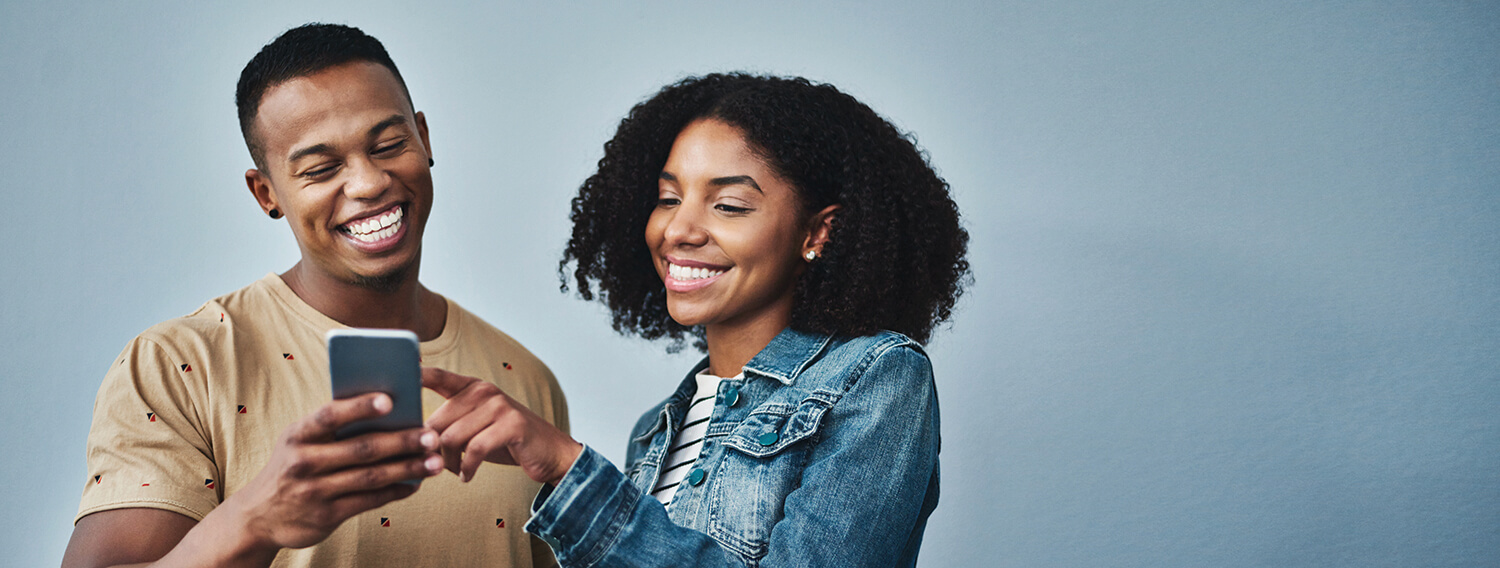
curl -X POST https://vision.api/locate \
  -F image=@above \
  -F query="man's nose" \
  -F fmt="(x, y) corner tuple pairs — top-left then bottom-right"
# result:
(343, 157), (391, 200)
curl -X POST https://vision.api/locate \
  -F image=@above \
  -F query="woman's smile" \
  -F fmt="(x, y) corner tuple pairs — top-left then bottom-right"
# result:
(664, 258), (729, 292)
(646, 119), (810, 333)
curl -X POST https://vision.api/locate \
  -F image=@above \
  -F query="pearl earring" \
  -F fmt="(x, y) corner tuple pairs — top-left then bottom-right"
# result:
(804, 250), (818, 261)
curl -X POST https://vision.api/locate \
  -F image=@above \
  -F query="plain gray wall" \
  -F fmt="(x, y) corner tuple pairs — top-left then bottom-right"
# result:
(3, 1), (1496, 566)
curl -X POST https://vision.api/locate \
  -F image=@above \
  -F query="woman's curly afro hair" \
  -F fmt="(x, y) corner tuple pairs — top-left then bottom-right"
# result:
(561, 73), (970, 349)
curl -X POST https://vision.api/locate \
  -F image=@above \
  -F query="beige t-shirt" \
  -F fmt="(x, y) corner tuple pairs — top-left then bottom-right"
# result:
(77, 274), (568, 567)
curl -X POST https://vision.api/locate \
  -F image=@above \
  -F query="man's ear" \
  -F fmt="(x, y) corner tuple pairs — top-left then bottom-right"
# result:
(415, 110), (432, 164)
(802, 204), (841, 256)
(245, 168), (279, 218)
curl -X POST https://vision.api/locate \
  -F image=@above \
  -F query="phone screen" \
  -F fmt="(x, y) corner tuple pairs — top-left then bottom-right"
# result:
(327, 329), (424, 441)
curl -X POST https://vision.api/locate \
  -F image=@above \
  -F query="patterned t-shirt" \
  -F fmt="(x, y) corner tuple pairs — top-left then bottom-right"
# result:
(77, 273), (568, 568)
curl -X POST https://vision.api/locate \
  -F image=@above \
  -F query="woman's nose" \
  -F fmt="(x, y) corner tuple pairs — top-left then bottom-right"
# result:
(661, 202), (709, 248)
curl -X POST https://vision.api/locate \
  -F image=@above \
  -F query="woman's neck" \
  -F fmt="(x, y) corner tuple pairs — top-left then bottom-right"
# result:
(704, 306), (791, 378)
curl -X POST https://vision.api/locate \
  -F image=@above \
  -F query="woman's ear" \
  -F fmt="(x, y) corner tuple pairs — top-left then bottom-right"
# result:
(802, 204), (841, 258)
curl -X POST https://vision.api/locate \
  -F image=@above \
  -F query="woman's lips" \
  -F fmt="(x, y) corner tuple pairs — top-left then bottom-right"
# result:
(664, 260), (727, 292)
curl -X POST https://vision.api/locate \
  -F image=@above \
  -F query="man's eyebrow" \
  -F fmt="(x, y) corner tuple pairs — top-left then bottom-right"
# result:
(709, 175), (762, 193)
(287, 143), (334, 164)
(367, 114), (408, 137)
(286, 115), (410, 164)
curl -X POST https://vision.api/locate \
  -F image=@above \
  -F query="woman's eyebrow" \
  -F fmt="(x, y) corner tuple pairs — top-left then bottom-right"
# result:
(709, 175), (762, 193)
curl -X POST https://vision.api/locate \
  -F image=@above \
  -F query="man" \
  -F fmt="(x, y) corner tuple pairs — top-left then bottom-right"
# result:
(62, 23), (567, 568)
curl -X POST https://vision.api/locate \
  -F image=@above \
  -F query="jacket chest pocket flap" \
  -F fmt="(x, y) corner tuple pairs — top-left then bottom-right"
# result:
(723, 390), (841, 458)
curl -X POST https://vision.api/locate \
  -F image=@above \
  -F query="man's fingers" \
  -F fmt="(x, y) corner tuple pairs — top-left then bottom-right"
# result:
(328, 483), (420, 522)
(288, 393), (392, 442)
(421, 367), (474, 399)
(296, 428), (439, 474)
(320, 453), (443, 497)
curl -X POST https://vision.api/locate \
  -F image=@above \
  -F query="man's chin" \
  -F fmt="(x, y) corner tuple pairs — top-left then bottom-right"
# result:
(348, 262), (414, 293)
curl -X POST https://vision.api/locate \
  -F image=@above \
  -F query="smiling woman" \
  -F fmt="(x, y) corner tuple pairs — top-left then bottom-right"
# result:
(554, 73), (968, 566)
(415, 73), (969, 568)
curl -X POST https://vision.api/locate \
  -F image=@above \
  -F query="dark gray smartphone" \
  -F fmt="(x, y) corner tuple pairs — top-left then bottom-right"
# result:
(326, 328), (423, 441)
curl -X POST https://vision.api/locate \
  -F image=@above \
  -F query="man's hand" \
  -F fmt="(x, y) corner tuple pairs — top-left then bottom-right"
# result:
(225, 392), (445, 549)
(423, 367), (583, 485)
(64, 392), (445, 568)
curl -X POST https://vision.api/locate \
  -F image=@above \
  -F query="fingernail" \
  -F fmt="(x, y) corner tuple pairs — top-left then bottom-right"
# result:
(425, 455), (443, 474)
(460, 471), (470, 483)
(421, 432), (437, 449)
(372, 394), (392, 413)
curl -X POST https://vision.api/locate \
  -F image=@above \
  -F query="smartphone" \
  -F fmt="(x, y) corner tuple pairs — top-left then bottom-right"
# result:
(327, 328), (424, 442)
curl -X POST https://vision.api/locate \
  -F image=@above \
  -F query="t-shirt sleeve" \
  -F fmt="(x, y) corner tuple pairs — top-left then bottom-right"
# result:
(75, 335), (221, 524)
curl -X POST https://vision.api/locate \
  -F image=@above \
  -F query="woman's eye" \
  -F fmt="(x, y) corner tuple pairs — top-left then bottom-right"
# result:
(715, 203), (751, 214)
(656, 197), (681, 207)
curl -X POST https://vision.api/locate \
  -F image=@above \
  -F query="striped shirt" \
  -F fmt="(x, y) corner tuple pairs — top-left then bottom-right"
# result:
(651, 370), (736, 507)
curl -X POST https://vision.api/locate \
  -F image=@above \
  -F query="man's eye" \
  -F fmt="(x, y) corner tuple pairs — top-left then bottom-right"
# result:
(373, 139), (406, 155)
(715, 204), (751, 214)
(303, 165), (337, 178)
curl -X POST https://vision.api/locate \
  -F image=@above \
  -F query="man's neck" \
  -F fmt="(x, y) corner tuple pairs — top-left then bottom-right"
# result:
(280, 261), (447, 341)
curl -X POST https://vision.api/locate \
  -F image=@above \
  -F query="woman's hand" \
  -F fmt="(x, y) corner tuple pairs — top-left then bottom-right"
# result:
(422, 367), (583, 485)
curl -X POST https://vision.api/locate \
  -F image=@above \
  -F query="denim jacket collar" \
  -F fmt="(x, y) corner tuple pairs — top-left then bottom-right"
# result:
(636, 328), (834, 444)
(742, 327), (834, 386)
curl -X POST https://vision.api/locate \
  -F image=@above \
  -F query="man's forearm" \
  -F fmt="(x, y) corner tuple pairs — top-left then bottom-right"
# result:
(144, 498), (281, 568)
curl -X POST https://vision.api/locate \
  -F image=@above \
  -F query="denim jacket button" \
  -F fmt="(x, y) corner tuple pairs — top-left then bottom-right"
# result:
(688, 468), (707, 486)
(757, 432), (779, 446)
(725, 386), (741, 407)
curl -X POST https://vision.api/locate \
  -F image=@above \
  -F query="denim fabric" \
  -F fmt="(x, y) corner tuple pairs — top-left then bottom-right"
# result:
(526, 328), (941, 568)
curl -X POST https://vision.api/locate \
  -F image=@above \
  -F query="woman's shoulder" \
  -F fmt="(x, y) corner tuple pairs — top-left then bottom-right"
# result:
(797, 330), (932, 394)
(823, 330), (929, 369)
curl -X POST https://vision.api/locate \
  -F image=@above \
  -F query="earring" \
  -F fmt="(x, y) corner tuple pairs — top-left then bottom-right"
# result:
(428, 157), (435, 167)
(268, 208), (281, 220)
(804, 250), (818, 262)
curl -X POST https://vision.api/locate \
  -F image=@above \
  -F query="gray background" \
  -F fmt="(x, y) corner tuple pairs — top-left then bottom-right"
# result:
(3, 1), (1496, 566)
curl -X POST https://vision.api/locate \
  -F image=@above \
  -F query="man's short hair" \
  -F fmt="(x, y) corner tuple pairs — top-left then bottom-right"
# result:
(235, 23), (413, 169)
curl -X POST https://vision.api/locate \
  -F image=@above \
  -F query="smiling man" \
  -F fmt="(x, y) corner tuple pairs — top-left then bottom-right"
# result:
(62, 24), (567, 568)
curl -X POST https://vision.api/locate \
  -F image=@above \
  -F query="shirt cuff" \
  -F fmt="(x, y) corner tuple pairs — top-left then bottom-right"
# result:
(525, 445), (641, 564)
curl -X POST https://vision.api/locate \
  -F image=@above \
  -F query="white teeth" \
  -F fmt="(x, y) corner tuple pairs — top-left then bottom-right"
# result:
(669, 263), (724, 281)
(344, 207), (404, 238)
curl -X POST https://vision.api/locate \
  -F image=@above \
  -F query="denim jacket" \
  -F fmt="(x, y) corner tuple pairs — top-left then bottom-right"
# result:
(526, 328), (941, 567)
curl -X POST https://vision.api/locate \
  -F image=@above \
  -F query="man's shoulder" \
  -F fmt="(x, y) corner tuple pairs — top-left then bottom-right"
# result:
(128, 276), (290, 356)
(444, 300), (549, 367)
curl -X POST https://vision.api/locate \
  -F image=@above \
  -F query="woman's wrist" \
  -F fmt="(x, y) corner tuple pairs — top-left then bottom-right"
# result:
(546, 440), (585, 486)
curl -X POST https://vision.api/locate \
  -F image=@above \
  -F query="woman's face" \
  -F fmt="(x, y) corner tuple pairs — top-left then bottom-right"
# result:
(646, 118), (811, 333)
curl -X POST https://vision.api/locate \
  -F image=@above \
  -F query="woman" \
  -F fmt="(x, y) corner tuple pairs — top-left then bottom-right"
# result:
(422, 73), (969, 567)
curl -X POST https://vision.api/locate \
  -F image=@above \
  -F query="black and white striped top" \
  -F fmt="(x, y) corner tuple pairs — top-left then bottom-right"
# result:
(651, 370), (734, 507)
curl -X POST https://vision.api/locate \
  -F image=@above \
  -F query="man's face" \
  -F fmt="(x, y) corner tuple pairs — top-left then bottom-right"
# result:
(246, 61), (433, 288)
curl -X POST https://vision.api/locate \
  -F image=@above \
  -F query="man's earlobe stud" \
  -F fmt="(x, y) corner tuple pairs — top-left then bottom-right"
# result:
(429, 157), (435, 167)
(268, 208), (281, 220)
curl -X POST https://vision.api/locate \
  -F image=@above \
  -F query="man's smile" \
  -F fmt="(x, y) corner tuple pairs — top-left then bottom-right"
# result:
(338, 203), (406, 247)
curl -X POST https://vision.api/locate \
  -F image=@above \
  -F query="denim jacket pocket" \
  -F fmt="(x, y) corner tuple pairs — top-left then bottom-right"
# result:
(708, 390), (841, 563)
